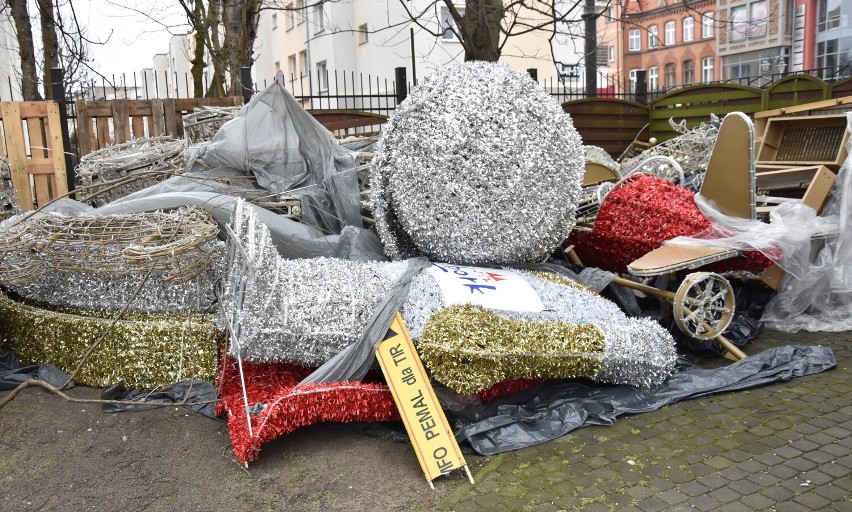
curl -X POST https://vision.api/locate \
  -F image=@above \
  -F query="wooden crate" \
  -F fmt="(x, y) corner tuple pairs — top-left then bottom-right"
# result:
(757, 114), (849, 169)
(0, 101), (68, 211)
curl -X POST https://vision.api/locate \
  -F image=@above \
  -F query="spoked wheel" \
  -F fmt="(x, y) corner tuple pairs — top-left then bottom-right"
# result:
(673, 272), (735, 339)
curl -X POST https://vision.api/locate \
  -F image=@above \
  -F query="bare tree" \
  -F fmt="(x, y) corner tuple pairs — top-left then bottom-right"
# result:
(6, 0), (42, 100)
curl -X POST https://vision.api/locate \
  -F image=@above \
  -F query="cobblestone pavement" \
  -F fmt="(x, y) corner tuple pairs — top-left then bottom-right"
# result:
(438, 329), (852, 512)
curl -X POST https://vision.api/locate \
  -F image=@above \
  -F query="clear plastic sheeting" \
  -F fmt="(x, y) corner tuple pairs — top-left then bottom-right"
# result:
(453, 344), (835, 455)
(763, 115), (852, 332)
(666, 193), (838, 279)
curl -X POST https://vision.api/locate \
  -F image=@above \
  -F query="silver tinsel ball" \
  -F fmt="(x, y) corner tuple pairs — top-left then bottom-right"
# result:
(371, 61), (584, 264)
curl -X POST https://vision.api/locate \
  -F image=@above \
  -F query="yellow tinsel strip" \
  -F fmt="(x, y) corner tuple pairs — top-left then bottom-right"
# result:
(418, 304), (606, 394)
(526, 270), (593, 293)
(0, 292), (222, 388)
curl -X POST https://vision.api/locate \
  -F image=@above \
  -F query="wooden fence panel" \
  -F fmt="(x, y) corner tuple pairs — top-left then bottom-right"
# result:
(561, 98), (650, 157)
(831, 77), (852, 98)
(0, 101), (68, 210)
(764, 74), (830, 111)
(648, 84), (764, 142)
(74, 96), (242, 156)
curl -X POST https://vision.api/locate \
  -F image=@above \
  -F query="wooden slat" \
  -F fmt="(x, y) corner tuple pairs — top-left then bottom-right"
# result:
(150, 99), (165, 136)
(96, 116), (111, 149)
(1, 102), (34, 210)
(132, 116), (146, 138)
(163, 99), (177, 137)
(25, 160), (61, 175)
(112, 99), (131, 143)
(18, 102), (49, 118)
(45, 101), (68, 197)
(33, 174), (50, 207)
(75, 100), (94, 156)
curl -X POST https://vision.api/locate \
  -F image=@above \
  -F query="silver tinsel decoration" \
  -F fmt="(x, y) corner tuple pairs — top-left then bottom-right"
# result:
(584, 145), (620, 174)
(8, 242), (223, 314)
(0, 156), (18, 220)
(401, 266), (677, 388)
(371, 61), (584, 264)
(221, 199), (408, 366)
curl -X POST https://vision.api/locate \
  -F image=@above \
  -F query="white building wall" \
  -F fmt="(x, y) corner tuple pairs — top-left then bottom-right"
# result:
(0, 16), (22, 101)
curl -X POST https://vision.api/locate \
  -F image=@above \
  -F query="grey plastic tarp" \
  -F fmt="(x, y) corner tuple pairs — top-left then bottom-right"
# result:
(0, 351), (71, 390)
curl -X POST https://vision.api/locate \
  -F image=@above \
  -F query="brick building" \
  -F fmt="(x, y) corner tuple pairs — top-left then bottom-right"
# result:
(620, 0), (718, 94)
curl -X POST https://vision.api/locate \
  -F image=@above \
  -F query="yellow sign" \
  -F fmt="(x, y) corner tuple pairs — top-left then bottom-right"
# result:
(376, 313), (473, 487)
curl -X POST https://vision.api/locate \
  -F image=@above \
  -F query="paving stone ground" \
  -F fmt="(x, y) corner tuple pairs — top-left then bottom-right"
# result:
(438, 329), (852, 511)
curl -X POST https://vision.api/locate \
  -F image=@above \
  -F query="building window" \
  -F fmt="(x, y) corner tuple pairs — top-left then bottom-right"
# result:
(648, 66), (659, 90)
(816, 39), (847, 78)
(272, 13), (278, 30)
(628, 29), (641, 51)
(702, 12), (714, 38)
(440, 7), (464, 41)
(730, 5), (747, 42)
(597, 45), (609, 66)
(606, 5), (615, 21)
(683, 59), (694, 85)
(817, 0), (844, 31)
(629, 68), (640, 93)
(314, 4), (325, 32)
(288, 54), (297, 79)
(683, 17), (694, 42)
(648, 25), (659, 49)
(296, 0), (304, 25)
(299, 50), (308, 77)
(286, 3), (295, 31)
(665, 63), (676, 88)
(750, 1), (768, 38)
(665, 21), (676, 45)
(702, 56), (714, 82)
(317, 61), (328, 91)
(608, 45), (615, 62)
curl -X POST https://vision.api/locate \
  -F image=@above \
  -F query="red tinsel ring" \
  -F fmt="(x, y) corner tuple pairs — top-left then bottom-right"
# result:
(216, 346), (547, 463)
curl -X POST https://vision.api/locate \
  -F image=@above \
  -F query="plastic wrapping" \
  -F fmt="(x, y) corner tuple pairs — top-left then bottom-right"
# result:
(185, 82), (361, 233)
(0, 350), (71, 390)
(101, 379), (219, 418)
(453, 344), (835, 455)
(667, 193), (837, 279)
(763, 114), (852, 331)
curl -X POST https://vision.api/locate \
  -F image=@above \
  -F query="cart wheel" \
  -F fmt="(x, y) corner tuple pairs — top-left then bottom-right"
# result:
(673, 272), (735, 339)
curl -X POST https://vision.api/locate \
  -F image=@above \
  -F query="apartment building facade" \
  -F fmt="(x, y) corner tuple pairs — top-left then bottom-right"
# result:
(620, 0), (718, 94)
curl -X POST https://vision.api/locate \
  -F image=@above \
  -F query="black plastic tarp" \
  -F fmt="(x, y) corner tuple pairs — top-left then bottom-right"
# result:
(0, 350), (71, 390)
(451, 344), (835, 455)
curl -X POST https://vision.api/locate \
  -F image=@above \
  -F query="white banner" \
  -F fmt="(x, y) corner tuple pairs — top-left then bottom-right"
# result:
(428, 263), (544, 313)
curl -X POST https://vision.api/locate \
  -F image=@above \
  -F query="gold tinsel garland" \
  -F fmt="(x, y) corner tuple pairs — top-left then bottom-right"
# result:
(527, 270), (593, 293)
(0, 291), (222, 388)
(417, 304), (605, 394)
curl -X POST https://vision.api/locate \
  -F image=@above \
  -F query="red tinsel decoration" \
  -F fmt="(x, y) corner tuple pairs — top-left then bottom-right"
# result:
(216, 346), (545, 463)
(567, 174), (772, 274)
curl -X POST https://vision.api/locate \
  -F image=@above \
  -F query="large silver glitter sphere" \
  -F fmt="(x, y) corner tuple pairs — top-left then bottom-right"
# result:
(371, 61), (584, 264)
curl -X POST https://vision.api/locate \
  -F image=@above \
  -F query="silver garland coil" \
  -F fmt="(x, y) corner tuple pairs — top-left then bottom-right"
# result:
(183, 106), (242, 144)
(75, 136), (188, 206)
(620, 116), (721, 188)
(584, 145), (620, 174)
(0, 206), (220, 286)
(220, 199), (409, 367)
(370, 61), (585, 264)
(8, 243), (223, 314)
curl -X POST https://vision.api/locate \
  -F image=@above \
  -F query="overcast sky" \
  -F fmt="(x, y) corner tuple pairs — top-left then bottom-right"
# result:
(76, 0), (189, 77)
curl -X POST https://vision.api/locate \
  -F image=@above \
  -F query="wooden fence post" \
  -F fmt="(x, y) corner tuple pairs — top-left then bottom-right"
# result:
(50, 68), (75, 192)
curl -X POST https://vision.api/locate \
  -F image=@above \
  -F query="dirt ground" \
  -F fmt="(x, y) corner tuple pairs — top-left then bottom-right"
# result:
(0, 384), (477, 512)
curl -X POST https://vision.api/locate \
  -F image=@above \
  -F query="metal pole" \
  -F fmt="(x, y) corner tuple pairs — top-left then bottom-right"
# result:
(49, 68), (75, 193)
(395, 67), (407, 104)
(240, 67), (254, 103)
(582, 0), (598, 97)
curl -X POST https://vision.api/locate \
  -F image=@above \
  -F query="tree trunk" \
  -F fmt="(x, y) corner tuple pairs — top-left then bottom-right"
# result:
(461, 0), (505, 62)
(38, 0), (60, 100)
(8, 0), (43, 100)
(222, 0), (260, 96)
(205, 0), (226, 97)
(189, 0), (208, 97)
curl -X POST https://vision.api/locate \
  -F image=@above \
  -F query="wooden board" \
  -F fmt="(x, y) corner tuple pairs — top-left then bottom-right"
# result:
(628, 244), (737, 276)
(700, 112), (755, 219)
